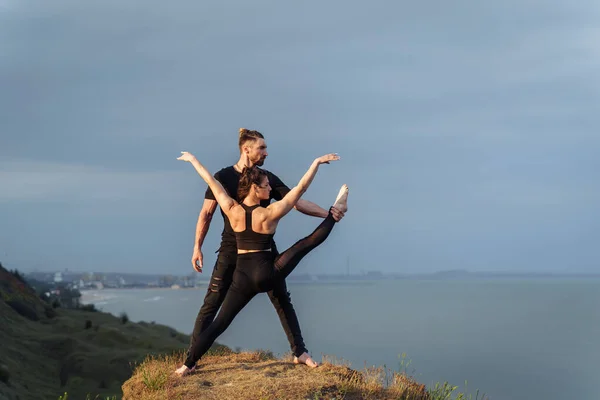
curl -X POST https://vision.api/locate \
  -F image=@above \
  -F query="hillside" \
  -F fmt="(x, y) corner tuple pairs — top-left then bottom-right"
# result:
(0, 265), (227, 400)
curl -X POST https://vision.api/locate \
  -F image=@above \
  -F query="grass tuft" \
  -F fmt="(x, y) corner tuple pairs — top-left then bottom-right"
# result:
(57, 393), (118, 400)
(139, 355), (170, 391)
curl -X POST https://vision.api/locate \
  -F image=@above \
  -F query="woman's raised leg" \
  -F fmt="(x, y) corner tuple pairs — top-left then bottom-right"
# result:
(274, 185), (348, 279)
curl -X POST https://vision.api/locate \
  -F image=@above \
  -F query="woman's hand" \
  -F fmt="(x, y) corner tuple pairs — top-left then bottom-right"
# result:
(315, 153), (340, 165)
(177, 151), (197, 162)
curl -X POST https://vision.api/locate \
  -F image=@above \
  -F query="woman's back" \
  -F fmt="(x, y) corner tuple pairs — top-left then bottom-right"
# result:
(231, 203), (277, 252)
(229, 203), (278, 234)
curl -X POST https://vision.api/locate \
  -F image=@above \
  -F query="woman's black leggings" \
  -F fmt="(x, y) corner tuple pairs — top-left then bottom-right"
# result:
(184, 212), (336, 368)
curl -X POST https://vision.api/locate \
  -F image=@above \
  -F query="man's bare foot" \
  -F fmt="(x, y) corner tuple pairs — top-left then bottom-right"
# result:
(333, 184), (349, 214)
(293, 352), (319, 368)
(174, 364), (192, 377)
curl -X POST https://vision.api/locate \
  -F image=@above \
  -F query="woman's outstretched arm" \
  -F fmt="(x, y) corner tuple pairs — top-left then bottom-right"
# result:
(177, 151), (236, 214)
(267, 153), (339, 221)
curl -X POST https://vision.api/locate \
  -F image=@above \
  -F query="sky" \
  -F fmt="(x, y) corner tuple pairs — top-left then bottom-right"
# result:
(1, 0), (599, 275)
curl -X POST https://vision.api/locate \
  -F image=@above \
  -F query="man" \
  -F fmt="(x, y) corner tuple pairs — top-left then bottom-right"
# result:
(186, 128), (344, 368)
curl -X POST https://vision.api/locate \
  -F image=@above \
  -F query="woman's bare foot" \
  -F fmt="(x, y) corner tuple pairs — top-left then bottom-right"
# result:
(333, 184), (349, 214)
(293, 352), (319, 368)
(174, 364), (192, 377)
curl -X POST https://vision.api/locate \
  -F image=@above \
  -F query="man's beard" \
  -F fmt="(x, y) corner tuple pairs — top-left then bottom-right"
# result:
(254, 157), (265, 166)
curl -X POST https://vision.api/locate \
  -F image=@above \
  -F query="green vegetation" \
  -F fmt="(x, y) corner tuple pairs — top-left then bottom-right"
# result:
(428, 382), (486, 400)
(80, 304), (98, 312)
(140, 356), (169, 391)
(119, 312), (129, 325)
(0, 364), (10, 384)
(57, 394), (118, 400)
(0, 263), (228, 400)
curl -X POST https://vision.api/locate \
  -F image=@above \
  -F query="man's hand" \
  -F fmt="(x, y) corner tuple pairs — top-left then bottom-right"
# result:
(331, 206), (345, 222)
(191, 248), (203, 273)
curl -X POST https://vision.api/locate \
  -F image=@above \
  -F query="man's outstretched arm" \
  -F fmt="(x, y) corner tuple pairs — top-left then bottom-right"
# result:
(191, 198), (218, 272)
(295, 198), (344, 220)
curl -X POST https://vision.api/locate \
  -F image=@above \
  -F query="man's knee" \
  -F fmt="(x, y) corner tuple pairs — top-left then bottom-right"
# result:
(200, 275), (230, 311)
(209, 275), (224, 293)
(203, 254), (235, 297)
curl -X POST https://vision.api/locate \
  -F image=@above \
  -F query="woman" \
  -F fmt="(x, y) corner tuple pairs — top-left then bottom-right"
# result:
(175, 150), (349, 376)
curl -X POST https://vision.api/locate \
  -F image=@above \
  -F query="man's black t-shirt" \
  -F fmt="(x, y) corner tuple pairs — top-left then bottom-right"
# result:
(205, 166), (290, 253)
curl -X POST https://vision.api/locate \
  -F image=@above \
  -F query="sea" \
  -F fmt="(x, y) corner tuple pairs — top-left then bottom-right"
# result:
(81, 279), (600, 400)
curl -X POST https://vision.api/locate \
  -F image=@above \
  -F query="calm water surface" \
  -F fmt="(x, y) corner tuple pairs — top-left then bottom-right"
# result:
(82, 279), (600, 400)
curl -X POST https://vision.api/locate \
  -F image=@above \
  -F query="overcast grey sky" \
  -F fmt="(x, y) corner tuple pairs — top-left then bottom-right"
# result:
(1, 0), (599, 275)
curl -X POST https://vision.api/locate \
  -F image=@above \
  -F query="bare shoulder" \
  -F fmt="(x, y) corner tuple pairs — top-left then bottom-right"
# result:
(254, 206), (271, 222)
(228, 203), (245, 231)
(264, 200), (282, 214)
(227, 203), (244, 220)
(255, 206), (277, 232)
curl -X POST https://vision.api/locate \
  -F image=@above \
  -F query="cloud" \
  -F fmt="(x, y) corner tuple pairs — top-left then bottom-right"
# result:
(0, 159), (188, 214)
(1, 0), (599, 273)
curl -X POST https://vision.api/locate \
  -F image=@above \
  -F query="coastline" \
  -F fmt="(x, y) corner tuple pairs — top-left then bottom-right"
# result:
(79, 286), (205, 304)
